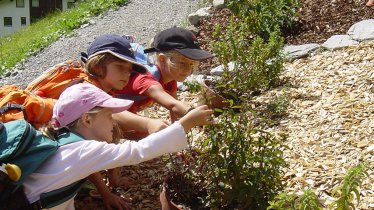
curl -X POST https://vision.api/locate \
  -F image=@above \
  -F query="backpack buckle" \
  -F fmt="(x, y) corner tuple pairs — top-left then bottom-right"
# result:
(31, 199), (43, 210)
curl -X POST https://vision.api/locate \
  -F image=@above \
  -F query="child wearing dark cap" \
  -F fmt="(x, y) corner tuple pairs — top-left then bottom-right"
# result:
(115, 27), (213, 124)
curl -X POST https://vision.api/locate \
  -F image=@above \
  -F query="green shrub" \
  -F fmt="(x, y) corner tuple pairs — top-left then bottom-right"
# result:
(331, 163), (370, 210)
(226, 0), (300, 39)
(267, 163), (370, 210)
(182, 80), (202, 93)
(266, 93), (290, 119)
(212, 21), (285, 100)
(198, 107), (288, 209)
(267, 192), (297, 210)
(267, 189), (322, 210)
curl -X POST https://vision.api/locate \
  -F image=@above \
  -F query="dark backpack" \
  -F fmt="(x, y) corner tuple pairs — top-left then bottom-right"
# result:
(0, 119), (85, 210)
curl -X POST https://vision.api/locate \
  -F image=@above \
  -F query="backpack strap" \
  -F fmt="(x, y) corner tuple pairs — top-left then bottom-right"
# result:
(30, 179), (86, 210)
(0, 104), (28, 121)
(147, 65), (161, 81)
(29, 131), (86, 209)
(56, 131), (85, 145)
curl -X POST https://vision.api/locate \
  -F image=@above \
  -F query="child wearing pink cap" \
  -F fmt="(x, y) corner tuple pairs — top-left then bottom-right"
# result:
(19, 83), (213, 210)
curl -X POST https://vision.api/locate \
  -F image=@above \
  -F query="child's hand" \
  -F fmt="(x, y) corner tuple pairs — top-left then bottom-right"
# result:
(179, 105), (214, 132)
(147, 119), (170, 134)
(102, 192), (132, 210)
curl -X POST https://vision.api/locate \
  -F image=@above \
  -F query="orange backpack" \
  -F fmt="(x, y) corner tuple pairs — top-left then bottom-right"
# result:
(0, 85), (56, 128)
(25, 60), (97, 99)
(1, 60), (100, 128)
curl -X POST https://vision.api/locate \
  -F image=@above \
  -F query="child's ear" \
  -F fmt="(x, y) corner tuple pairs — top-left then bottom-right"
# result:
(158, 54), (167, 63)
(80, 113), (92, 127)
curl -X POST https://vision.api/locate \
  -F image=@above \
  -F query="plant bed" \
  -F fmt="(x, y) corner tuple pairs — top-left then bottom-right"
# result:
(71, 1), (373, 209)
(161, 151), (209, 210)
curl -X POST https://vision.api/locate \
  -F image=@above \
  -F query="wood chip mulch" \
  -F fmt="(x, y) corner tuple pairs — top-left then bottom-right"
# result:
(252, 41), (374, 209)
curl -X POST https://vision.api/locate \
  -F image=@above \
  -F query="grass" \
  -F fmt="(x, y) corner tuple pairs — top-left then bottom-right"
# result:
(0, 0), (129, 75)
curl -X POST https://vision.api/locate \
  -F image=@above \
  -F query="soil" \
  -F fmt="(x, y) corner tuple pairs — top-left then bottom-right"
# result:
(196, 0), (374, 73)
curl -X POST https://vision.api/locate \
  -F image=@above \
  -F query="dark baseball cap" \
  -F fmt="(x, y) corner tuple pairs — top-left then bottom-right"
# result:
(144, 27), (213, 60)
(85, 34), (147, 73)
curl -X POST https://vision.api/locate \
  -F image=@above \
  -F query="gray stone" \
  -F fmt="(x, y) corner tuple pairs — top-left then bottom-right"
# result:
(283, 44), (320, 61)
(210, 61), (236, 76)
(322, 35), (359, 50)
(11, 71), (19, 77)
(177, 74), (210, 91)
(188, 7), (211, 26)
(186, 25), (199, 35)
(213, 0), (226, 9)
(347, 19), (374, 41)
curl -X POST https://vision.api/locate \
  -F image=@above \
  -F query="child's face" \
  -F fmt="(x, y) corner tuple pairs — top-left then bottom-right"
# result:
(166, 54), (199, 82)
(101, 60), (133, 91)
(88, 108), (115, 143)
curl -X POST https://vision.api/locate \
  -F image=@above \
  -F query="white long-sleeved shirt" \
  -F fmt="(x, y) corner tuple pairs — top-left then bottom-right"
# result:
(23, 122), (187, 210)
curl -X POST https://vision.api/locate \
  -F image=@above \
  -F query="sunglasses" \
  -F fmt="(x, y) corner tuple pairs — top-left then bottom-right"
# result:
(167, 56), (199, 72)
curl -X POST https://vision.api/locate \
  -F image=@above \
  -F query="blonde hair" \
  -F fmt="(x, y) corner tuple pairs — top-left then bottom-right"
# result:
(153, 50), (182, 64)
(148, 38), (178, 64)
(85, 53), (124, 78)
(112, 121), (124, 144)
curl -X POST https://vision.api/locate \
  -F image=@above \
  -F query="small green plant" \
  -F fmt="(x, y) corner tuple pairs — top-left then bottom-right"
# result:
(266, 93), (290, 119)
(268, 163), (370, 210)
(299, 189), (322, 210)
(267, 192), (297, 210)
(331, 163), (370, 210)
(267, 189), (322, 210)
(182, 80), (202, 93)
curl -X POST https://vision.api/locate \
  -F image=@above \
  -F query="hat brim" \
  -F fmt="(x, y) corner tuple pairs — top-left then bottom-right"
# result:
(175, 48), (213, 60)
(88, 50), (147, 74)
(98, 97), (134, 114)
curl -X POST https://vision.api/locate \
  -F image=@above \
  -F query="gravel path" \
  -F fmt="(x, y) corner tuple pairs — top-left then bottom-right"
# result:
(0, 0), (201, 87)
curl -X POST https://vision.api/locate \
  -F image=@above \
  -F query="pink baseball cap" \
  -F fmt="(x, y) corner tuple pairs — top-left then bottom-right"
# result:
(52, 83), (133, 127)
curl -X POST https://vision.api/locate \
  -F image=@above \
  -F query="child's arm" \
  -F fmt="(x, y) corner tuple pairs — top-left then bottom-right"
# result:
(146, 85), (190, 119)
(88, 173), (131, 210)
(169, 91), (182, 122)
(113, 110), (169, 134)
(24, 106), (213, 203)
